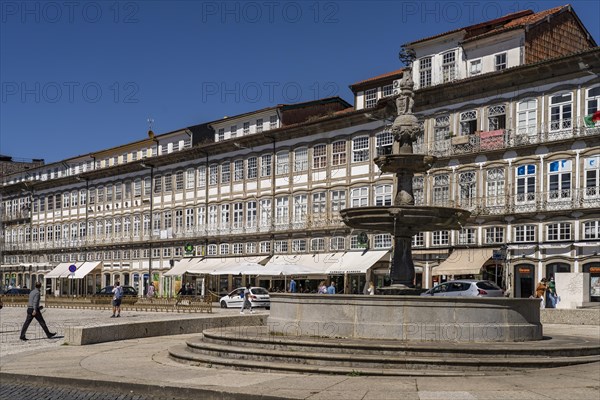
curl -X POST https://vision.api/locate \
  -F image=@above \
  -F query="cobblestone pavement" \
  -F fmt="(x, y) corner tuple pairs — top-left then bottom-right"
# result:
(0, 380), (186, 400)
(0, 305), (249, 357)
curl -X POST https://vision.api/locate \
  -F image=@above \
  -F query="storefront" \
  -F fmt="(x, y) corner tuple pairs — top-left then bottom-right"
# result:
(583, 263), (600, 302)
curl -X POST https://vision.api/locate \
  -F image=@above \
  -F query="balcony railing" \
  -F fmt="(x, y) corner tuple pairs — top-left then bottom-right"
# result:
(413, 122), (599, 157)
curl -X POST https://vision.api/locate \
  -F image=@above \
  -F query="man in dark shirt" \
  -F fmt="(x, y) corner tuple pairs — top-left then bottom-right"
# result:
(20, 281), (56, 341)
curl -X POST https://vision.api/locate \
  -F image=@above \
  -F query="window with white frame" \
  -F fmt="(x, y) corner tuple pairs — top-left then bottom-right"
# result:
(275, 196), (288, 226)
(230, 125), (237, 138)
(312, 192), (326, 221)
(165, 173), (174, 192)
(494, 53), (507, 70)
(433, 174), (449, 205)
(351, 186), (368, 207)
(246, 242), (256, 254)
(514, 225), (536, 242)
(458, 228), (476, 245)
(413, 176), (424, 205)
(113, 185), (121, 202)
(331, 190), (346, 215)
(269, 115), (277, 129)
(220, 204), (230, 229)
(208, 205), (218, 230)
(143, 177), (151, 196)
(330, 237), (345, 251)
(261, 154), (271, 177)
(294, 148), (308, 172)
(469, 59), (481, 75)
(232, 203), (243, 229)
(209, 165), (218, 185)
(243, 122), (250, 135)
(311, 238), (325, 252)
(442, 51), (456, 83)
(548, 160), (572, 200)
(162, 210), (172, 229)
(375, 184), (393, 206)
(232, 243), (244, 254)
(485, 226), (504, 244)
(259, 199), (271, 228)
(586, 86), (600, 116)
(434, 115), (450, 141)
(185, 168), (196, 189)
(516, 164), (536, 203)
(197, 166), (206, 188)
(256, 118), (263, 132)
(234, 160), (244, 181)
(246, 201), (257, 228)
(175, 171), (184, 191)
(584, 156), (599, 198)
(220, 243), (230, 255)
(376, 130), (393, 156)
(517, 99), (537, 136)
(331, 141), (346, 166)
(549, 93), (572, 131)
(207, 244), (217, 255)
(488, 105), (506, 130)
(486, 168), (505, 206)
(432, 231), (449, 246)
(458, 171), (476, 207)
(365, 88), (377, 108)
(274, 240), (288, 254)
(460, 110), (477, 135)
(352, 136), (369, 162)
(583, 220), (599, 240)
(293, 195), (307, 223)
(547, 222), (571, 241)
(382, 84), (393, 97)
(195, 207), (204, 228)
(419, 57), (432, 88)
(259, 241), (271, 254)
(292, 239), (306, 253)
(313, 144), (326, 169)
(221, 163), (230, 183)
(276, 151), (289, 175)
(218, 128), (225, 141)
(374, 234), (392, 248)
(247, 157), (257, 179)
(412, 232), (424, 247)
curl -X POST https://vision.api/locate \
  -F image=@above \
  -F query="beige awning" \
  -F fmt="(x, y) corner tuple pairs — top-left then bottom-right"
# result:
(325, 250), (390, 274)
(68, 261), (103, 279)
(432, 248), (493, 276)
(164, 258), (201, 277)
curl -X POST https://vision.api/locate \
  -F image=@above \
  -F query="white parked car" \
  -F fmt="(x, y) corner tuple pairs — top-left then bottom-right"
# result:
(420, 280), (504, 297)
(220, 287), (270, 309)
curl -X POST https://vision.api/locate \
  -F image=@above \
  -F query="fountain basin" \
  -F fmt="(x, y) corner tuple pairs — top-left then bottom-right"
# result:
(268, 294), (543, 342)
(374, 154), (437, 174)
(340, 206), (470, 235)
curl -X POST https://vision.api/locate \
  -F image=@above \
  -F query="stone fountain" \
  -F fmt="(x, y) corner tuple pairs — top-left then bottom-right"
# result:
(267, 62), (543, 343)
(339, 66), (469, 293)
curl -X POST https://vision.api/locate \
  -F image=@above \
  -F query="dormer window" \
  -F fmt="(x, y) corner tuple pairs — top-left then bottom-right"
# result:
(495, 53), (507, 70)
(419, 57), (432, 88)
(218, 128), (225, 141)
(442, 51), (456, 83)
(470, 59), (482, 75)
(365, 88), (377, 108)
(230, 125), (237, 139)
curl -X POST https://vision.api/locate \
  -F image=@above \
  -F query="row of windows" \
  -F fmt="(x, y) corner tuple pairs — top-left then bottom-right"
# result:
(215, 115), (279, 141)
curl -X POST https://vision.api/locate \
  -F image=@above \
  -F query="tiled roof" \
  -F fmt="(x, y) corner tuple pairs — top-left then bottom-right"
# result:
(405, 5), (571, 46)
(349, 68), (405, 89)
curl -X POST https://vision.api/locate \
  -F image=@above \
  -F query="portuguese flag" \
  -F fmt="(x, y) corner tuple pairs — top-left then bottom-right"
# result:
(584, 110), (600, 127)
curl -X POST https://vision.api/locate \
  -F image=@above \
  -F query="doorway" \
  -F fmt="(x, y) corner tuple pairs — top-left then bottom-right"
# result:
(514, 264), (534, 298)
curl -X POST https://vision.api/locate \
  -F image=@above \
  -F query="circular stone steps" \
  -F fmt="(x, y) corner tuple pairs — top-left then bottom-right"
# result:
(168, 326), (600, 376)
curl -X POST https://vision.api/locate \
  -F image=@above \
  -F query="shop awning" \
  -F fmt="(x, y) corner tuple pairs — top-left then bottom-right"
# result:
(432, 248), (493, 276)
(164, 258), (201, 277)
(326, 250), (391, 274)
(262, 254), (331, 276)
(68, 261), (102, 279)
(45, 262), (79, 279)
(208, 259), (270, 275)
(185, 257), (239, 274)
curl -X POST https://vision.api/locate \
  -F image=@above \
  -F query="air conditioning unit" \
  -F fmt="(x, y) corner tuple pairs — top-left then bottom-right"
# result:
(392, 79), (401, 95)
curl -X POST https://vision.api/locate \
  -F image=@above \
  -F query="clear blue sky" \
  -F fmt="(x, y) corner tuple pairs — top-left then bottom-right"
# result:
(1, 1), (598, 163)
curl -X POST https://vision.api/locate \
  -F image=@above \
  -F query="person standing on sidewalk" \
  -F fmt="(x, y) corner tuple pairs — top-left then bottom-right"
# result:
(20, 281), (56, 341)
(111, 281), (123, 318)
(240, 284), (254, 314)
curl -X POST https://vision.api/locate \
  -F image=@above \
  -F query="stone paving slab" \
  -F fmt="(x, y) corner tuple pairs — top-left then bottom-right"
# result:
(1, 307), (599, 400)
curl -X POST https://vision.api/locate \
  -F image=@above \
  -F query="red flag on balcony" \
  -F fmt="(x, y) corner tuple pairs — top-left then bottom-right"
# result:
(584, 110), (600, 127)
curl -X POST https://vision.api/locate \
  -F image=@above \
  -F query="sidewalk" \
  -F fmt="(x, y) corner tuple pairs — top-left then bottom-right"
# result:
(1, 308), (599, 400)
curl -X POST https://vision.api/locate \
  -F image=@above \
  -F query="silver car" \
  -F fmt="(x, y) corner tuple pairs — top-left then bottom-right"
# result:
(220, 287), (270, 309)
(421, 280), (504, 297)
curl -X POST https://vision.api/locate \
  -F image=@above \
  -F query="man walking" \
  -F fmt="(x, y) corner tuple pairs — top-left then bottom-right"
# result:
(20, 281), (56, 341)
(327, 281), (336, 294)
(289, 279), (297, 293)
(111, 281), (123, 318)
(240, 284), (254, 314)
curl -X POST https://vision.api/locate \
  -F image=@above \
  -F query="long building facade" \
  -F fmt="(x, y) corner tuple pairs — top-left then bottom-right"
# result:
(1, 5), (599, 301)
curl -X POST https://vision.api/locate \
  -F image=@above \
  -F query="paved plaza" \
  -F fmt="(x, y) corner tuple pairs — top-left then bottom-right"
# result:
(0, 307), (599, 400)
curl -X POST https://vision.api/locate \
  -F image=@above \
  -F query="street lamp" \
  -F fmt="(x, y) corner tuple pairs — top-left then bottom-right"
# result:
(140, 162), (154, 296)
